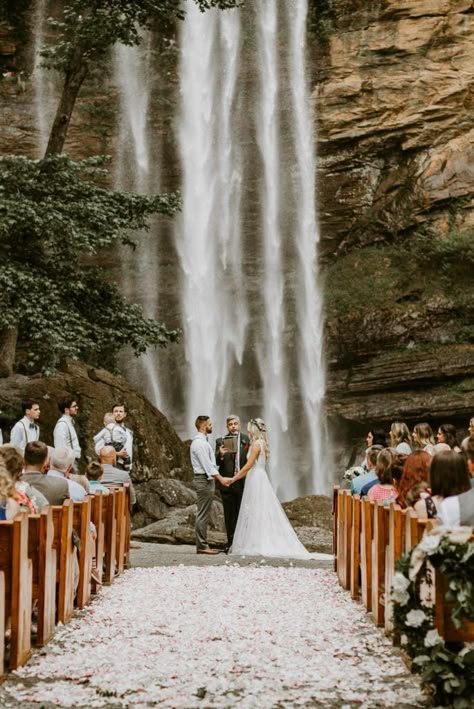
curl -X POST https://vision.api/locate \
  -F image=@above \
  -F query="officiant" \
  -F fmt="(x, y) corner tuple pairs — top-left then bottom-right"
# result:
(215, 415), (250, 552)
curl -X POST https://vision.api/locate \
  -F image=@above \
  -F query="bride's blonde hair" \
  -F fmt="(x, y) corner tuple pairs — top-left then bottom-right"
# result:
(247, 418), (269, 458)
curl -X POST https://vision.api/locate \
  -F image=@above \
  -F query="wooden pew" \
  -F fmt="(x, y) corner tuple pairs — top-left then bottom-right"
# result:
(434, 568), (474, 643)
(123, 483), (131, 569)
(51, 501), (75, 624)
(27, 507), (56, 646)
(384, 504), (404, 634)
(114, 488), (127, 576)
(371, 502), (389, 627)
(0, 571), (4, 680)
(350, 495), (361, 600)
(333, 485), (339, 573)
(336, 490), (352, 590)
(90, 492), (105, 585)
(73, 498), (93, 609)
(102, 491), (116, 585)
(360, 497), (374, 611)
(0, 513), (33, 670)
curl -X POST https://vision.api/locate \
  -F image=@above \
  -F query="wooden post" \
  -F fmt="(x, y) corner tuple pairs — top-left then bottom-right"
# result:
(360, 499), (374, 611)
(0, 571), (4, 679)
(372, 503), (389, 627)
(350, 495), (361, 600)
(114, 489), (126, 576)
(385, 505), (404, 634)
(51, 501), (75, 624)
(90, 493), (105, 585)
(9, 513), (33, 670)
(28, 507), (57, 646)
(333, 486), (339, 572)
(73, 498), (93, 609)
(103, 492), (117, 585)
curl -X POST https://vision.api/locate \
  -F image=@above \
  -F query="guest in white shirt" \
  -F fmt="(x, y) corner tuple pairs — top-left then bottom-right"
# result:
(53, 397), (81, 471)
(435, 451), (472, 526)
(390, 421), (412, 455)
(190, 415), (230, 555)
(10, 400), (41, 452)
(47, 447), (86, 501)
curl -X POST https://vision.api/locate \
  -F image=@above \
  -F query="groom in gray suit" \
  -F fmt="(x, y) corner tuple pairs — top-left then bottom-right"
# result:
(190, 415), (230, 555)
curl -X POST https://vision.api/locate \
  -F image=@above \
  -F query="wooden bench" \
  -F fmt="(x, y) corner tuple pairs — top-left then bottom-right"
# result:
(102, 491), (116, 585)
(27, 507), (56, 646)
(51, 501), (75, 625)
(90, 492), (105, 585)
(360, 498), (374, 611)
(336, 489), (352, 590)
(371, 502), (390, 627)
(0, 513), (33, 670)
(73, 498), (93, 609)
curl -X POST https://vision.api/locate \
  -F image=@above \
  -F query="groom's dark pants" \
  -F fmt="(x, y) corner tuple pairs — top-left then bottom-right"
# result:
(194, 475), (215, 550)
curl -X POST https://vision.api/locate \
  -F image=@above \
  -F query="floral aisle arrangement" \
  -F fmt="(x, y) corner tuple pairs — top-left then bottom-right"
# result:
(391, 526), (474, 708)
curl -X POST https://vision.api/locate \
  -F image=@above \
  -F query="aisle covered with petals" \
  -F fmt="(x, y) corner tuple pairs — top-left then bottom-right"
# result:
(1, 566), (424, 707)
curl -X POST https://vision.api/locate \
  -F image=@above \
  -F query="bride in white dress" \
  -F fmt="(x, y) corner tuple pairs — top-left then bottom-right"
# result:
(228, 418), (331, 560)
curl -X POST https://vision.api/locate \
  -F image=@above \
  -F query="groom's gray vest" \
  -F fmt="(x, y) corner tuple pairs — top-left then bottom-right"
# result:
(459, 487), (474, 525)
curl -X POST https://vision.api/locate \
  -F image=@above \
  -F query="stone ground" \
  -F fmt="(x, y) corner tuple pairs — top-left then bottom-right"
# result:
(0, 543), (426, 708)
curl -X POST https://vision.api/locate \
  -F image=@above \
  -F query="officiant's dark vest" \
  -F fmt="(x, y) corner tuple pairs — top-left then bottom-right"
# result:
(215, 433), (249, 495)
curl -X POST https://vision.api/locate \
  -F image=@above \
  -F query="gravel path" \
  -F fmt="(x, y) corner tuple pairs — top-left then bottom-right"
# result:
(0, 545), (425, 708)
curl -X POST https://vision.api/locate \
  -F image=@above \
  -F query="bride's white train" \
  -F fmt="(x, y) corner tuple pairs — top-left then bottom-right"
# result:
(228, 419), (332, 560)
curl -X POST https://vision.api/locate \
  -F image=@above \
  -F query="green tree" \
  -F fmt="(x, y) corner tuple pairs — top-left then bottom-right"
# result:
(0, 0), (242, 375)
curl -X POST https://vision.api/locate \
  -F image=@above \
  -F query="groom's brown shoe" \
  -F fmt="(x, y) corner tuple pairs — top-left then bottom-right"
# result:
(197, 548), (220, 555)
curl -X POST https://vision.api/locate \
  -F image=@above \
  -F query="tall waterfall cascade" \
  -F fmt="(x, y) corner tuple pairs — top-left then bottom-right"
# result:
(31, 0), (329, 498)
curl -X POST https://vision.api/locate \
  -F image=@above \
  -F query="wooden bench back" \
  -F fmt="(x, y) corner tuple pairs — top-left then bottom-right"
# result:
(27, 507), (56, 646)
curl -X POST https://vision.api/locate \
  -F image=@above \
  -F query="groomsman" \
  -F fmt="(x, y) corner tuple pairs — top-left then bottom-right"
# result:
(10, 400), (41, 452)
(53, 396), (81, 472)
(215, 415), (249, 552)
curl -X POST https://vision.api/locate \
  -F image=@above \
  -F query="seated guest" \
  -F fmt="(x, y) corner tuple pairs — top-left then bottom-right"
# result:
(396, 451), (433, 516)
(389, 422), (412, 455)
(461, 417), (474, 452)
(389, 454), (408, 497)
(99, 446), (136, 505)
(359, 430), (387, 470)
(0, 445), (48, 512)
(350, 445), (383, 494)
(0, 458), (21, 520)
(86, 462), (110, 495)
(412, 423), (436, 456)
(367, 448), (398, 503)
(436, 423), (462, 452)
(465, 436), (474, 487)
(21, 442), (70, 505)
(47, 448), (87, 501)
(434, 451), (472, 526)
(70, 473), (90, 494)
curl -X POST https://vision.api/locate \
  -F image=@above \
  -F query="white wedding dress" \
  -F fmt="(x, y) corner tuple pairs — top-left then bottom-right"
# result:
(230, 442), (331, 560)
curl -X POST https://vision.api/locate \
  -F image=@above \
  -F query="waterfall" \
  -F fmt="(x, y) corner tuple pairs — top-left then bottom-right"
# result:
(286, 0), (328, 493)
(32, 0), (57, 157)
(254, 1), (291, 498)
(177, 3), (246, 430)
(113, 40), (162, 408)
(175, 0), (327, 497)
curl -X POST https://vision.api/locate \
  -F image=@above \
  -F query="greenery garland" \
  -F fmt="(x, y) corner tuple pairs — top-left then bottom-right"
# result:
(391, 527), (474, 708)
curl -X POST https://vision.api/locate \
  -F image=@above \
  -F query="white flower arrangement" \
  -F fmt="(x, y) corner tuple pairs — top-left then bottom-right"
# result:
(405, 609), (427, 628)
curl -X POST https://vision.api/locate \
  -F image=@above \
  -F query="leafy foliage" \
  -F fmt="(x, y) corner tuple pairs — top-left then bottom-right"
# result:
(0, 154), (181, 373)
(41, 0), (243, 71)
(392, 529), (474, 707)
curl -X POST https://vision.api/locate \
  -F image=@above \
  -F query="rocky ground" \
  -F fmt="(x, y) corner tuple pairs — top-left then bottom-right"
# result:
(0, 547), (425, 708)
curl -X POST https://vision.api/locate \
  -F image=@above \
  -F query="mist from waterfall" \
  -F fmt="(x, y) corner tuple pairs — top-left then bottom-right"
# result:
(32, 0), (57, 157)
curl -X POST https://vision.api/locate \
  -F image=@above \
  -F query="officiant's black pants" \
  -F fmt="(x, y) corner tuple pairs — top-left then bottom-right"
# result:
(221, 489), (243, 548)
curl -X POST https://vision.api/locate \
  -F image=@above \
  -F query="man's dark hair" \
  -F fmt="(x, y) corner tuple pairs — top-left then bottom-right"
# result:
(112, 402), (127, 411)
(21, 399), (39, 414)
(58, 396), (76, 413)
(367, 445), (383, 467)
(195, 415), (210, 430)
(24, 441), (48, 467)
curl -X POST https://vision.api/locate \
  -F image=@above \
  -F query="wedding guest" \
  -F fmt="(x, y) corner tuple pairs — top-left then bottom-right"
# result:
(112, 403), (133, 471)
(434, 451), (472, 526)
(350, 445), (383, 495)
(98, 446), (136, 505)
(85, 461), (110, 495)
(412, 423), (436, 456)
(389, 422), (412, 455)
(21, 442), (70, 506)
(436, 423), (462, 452)
(53, 397), (81, 471)
(396, 451), (432, 513)
(0, 445), (48, 513)
(93, 412), (130, 469)
(0, 457), (21, 520)
(461, 417), (474, 452)
(359, 430), (387, 470)
(9, 400), (41, 452)
(389, 454), (408, 495)
(47, 448), (86, 501)
(367, 448), (398, 503)
(465, 436), (474, 487)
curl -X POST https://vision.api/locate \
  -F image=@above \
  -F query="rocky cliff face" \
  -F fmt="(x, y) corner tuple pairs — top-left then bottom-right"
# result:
(1, 1), (473, 475)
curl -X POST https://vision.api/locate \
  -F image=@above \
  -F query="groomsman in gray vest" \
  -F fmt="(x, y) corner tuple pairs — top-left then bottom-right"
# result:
(53, 396), (81, 472)
(190, 415), (230, 555)
(10, 400), (41, 452)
